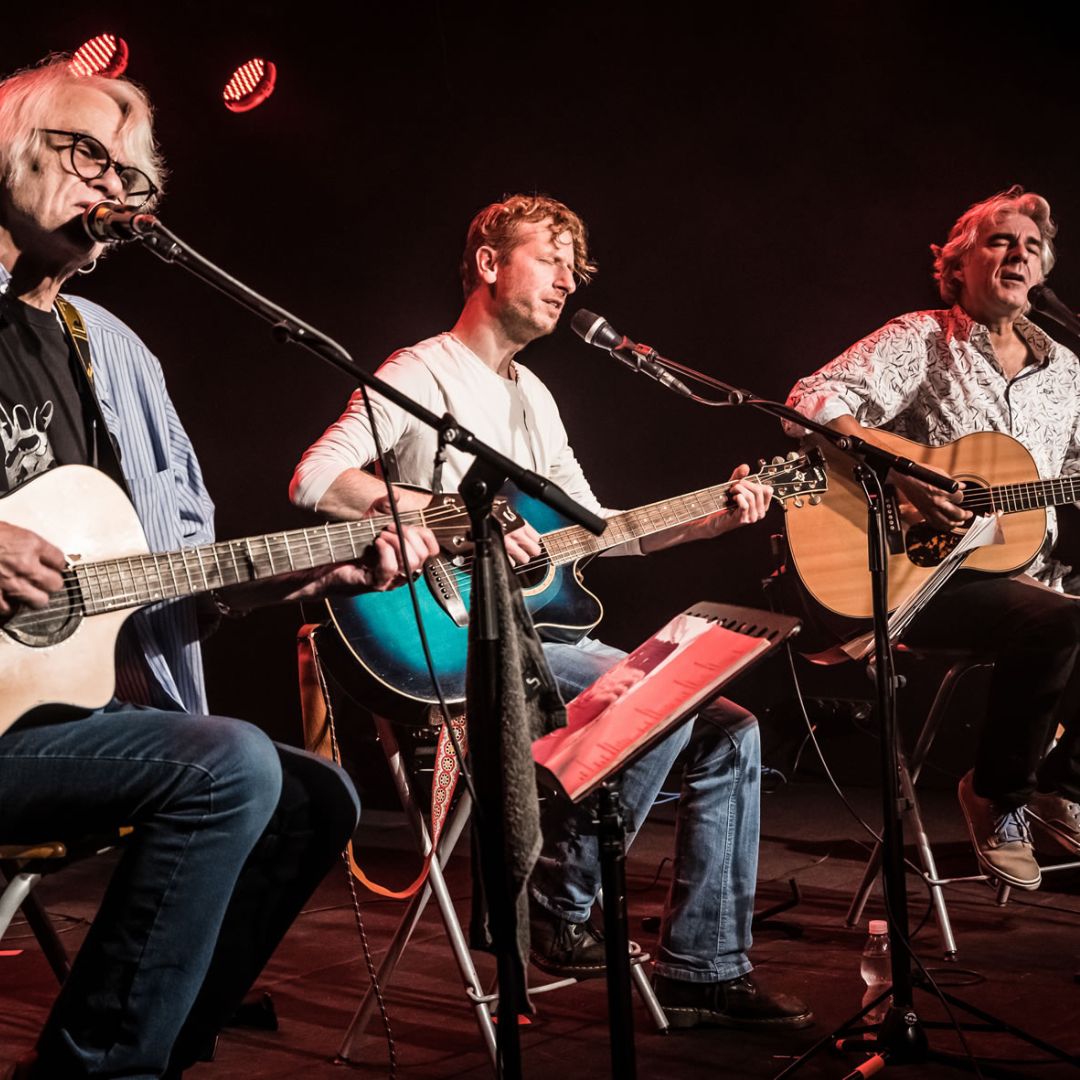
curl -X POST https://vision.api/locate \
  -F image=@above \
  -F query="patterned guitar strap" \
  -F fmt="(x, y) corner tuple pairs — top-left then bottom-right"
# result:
(53, 295), (131, 497)
(297, 623), (467, 899)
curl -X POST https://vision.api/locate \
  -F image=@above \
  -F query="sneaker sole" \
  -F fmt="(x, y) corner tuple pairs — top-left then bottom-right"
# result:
(528, 952), (607, 980)
(660, 1004), (815, 1031)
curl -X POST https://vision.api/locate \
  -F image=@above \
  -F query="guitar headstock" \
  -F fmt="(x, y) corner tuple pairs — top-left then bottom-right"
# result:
(755, 449), (829, 510)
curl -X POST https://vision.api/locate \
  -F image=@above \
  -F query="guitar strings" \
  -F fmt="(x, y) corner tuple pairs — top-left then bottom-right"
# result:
(8, 503), (475, 632)
(10, 461), (822, 632)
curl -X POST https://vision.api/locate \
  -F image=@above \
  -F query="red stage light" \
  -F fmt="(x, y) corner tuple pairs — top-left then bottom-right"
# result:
(223, 59), (277, 113)
(69, 34), (130, 79)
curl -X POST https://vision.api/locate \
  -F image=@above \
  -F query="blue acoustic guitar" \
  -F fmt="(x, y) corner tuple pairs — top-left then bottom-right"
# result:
(320, 451), (828, 719)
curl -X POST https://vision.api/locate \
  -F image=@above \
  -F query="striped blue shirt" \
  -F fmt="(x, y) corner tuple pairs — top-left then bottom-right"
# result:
(0, 265), (216, 714)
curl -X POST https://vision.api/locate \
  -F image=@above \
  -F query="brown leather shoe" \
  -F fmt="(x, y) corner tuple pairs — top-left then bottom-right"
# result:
(653, 973), (813, 1030)
(957, 770), (1041, 889)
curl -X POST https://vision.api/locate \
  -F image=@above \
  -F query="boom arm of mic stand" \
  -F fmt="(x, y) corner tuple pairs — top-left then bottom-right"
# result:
(673, 373), (959, 495)
(135, 223), (606, 535)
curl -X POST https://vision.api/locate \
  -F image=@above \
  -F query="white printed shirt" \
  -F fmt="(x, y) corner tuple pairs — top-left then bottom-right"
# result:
(785, 306), (1080, 583)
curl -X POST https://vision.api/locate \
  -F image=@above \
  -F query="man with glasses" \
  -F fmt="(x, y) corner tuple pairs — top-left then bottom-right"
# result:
(0, 58), (437, 1079)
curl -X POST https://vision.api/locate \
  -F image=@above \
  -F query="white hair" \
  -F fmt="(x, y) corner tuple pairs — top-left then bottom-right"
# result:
(0, 57), (165, 204)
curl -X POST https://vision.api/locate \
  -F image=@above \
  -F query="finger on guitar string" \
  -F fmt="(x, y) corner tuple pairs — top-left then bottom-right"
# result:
(502, 520), (542, 566)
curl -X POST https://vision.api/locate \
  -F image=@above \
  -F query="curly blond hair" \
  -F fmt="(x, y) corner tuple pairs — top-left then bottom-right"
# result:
(459, 193), (597, 298)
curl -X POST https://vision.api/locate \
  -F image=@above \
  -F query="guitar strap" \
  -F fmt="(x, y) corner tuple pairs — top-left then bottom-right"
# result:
(297, 623), (467, 900)
(54, 295), (131, 498)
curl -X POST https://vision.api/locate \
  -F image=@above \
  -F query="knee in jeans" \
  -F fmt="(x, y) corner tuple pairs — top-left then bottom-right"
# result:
(195, 718), (283, 823)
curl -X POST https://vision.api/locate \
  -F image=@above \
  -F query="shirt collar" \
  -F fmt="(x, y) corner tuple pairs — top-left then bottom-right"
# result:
(949, 303), (1055, 370)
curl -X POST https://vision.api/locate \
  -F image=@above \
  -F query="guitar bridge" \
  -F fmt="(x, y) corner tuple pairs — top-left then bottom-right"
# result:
(424, 556), (469, 627)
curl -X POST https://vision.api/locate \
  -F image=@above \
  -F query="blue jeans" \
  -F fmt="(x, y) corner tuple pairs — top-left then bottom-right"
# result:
(531, 638), (761, 983)
(0, 702), (360, 1079)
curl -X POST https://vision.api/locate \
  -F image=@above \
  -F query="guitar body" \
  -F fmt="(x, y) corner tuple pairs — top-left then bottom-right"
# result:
(0, 466), (147, 733)
(324, 489), (603, 713)
(784, 430), (1046, 619)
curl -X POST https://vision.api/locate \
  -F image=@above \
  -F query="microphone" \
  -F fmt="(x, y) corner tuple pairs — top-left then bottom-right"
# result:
(1028, 284), (1080, 339)
(83, 201), (160, 243)
(570, 310), (693, 397)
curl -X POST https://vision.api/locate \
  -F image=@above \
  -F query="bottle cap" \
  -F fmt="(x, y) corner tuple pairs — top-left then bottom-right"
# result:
(868, 919), (888, 935)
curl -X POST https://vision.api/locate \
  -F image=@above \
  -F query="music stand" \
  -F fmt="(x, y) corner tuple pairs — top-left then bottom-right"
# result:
(534, 601), (803, 1079)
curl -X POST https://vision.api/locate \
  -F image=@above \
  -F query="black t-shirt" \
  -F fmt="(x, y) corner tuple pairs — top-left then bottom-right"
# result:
(0, 292), (91, 495)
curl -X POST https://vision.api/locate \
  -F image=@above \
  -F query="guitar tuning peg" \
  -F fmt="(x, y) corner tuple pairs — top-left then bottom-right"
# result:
(786, 451), (799, 461)
(792, 497), (804, 508)
(809, 494), (822, 505)
(771, 456), (784, 465)
(757, 458), (766, 468)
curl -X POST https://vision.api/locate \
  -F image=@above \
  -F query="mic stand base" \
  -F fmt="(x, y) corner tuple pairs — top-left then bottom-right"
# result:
(776, 982), (1077, 1080)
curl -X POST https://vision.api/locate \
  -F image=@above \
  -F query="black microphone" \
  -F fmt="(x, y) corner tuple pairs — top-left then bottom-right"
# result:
(83, 201), (160, 243)
(1028, 284), (1080, 338)
(570, 309), (693, 397)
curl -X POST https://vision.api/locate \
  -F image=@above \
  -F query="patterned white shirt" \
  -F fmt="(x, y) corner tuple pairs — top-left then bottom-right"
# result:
(785, 306), (1080, 583)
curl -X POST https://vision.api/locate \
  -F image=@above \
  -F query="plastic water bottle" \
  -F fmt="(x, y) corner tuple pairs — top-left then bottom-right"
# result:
(860, 919), (891, 1024)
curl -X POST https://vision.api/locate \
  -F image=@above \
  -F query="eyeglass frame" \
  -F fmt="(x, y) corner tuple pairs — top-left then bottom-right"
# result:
(39, 129), (158, 208)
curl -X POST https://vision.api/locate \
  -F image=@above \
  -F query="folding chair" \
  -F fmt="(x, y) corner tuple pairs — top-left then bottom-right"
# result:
(297, 624), (669, 1073)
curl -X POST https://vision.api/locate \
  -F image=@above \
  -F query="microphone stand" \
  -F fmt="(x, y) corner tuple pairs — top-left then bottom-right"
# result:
(625, 357), (1077, 1076)
(126, 220), (607, 1080)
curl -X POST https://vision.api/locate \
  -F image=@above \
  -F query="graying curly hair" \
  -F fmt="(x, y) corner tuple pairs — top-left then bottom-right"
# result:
(931, 185), (1055, 304)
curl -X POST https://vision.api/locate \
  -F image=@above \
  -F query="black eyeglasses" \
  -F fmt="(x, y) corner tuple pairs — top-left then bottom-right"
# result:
(40, 129), (158, 208)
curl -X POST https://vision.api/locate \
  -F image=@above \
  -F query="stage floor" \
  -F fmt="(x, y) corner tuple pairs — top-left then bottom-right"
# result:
(2, 772), (1078, 1079)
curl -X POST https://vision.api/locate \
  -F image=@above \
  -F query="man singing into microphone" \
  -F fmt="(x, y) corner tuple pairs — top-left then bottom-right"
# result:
(0, 57), (437, 1078)
(291, 194), (813, 1029)
(787, 186), (1080, 890)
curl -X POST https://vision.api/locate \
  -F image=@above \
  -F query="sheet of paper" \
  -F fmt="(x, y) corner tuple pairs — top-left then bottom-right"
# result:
(533, 613), (769, 802)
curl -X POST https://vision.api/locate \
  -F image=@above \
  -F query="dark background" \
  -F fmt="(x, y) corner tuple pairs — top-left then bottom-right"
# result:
(5, 2), (1078, 741)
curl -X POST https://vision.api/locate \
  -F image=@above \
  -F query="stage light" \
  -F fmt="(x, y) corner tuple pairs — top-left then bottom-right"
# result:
(223, 59), (277, 113)
(69, 34), (130, 78)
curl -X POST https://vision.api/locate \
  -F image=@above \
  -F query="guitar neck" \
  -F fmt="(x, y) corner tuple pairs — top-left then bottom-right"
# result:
(75, 517), (392, 615)
(542, 479), (741, 563)
(981, 475), (1080, 515)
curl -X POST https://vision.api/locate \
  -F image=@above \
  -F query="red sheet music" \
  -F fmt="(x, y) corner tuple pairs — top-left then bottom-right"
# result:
(533, 612), (770, 803)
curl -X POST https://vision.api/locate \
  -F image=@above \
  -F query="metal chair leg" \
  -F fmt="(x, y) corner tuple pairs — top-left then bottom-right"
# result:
(339, 718), (498, 1069)
(845, 658), (987, 956)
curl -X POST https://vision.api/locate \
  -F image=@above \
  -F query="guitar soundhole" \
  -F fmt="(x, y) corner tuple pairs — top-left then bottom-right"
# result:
(514, 547), (550, 590)
(904, 481), (988, 568)
(3, 570), (84, 647)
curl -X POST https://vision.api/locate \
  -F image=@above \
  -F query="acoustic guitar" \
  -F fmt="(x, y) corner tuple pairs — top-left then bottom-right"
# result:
(784, 429), (1075, 620)
(322, 451), (829, 718)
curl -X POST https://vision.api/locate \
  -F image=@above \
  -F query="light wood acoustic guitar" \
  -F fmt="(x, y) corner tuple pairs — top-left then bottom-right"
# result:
(784, 429), (1075, 620)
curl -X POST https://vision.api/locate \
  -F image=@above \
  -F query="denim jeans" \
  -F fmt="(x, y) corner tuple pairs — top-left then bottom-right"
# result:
(0, 701), (360, 1079)
(531, 637), (761, 983)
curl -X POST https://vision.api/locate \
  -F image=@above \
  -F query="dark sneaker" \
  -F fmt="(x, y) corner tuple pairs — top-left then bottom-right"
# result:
(957, 770), (1041, 889)
(1028, 790), (1080, 855)
(653, 973), (814, 1030)
(528, 899), (607, 979)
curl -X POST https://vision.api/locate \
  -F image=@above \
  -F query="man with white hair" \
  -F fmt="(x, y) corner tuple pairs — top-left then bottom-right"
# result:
(787, 186), (1080, 892)
(0, 58), (436, 1078)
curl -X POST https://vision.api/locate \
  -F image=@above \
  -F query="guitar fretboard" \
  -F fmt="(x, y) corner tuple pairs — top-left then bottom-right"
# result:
(74, 519), (390, 615)
(964, 476), (1080, 515)
(542, 481), (740, 564)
